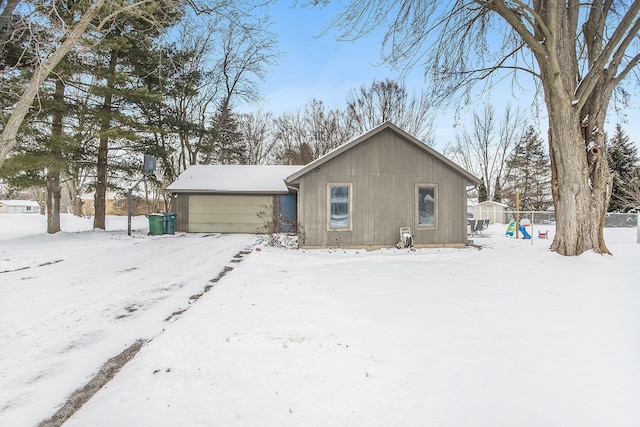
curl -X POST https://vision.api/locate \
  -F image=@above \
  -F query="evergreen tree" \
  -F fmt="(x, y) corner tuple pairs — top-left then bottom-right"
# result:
(503, 126), (552, 211)
(607, 124), (639, 212)
(492, 177), (502, 203)
(86, 4), (182, 228)
(478, 179), (488, 202)
(206, 102), (247, 165)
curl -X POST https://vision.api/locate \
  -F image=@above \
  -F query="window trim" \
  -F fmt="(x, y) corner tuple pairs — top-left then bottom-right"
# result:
(327, 182), (353, 231)
(415, 183), (438, 230)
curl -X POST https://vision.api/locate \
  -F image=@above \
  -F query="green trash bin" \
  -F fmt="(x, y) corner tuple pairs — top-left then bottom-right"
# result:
(147, 213), (164, 235)
(163, 212), (176, 235)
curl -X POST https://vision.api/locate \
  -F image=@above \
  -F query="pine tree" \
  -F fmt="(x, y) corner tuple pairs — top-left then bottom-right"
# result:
(478, 179), (488, 202)
(492, 177), (502, 203)
(607, 124), (639, 212)
(86, 5), (181, 228)
(503, 126), (552, 211)
(207, 102), (247, 165)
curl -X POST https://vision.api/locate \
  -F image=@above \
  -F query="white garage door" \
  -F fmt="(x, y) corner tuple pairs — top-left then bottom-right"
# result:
(188, 194), (273, 233)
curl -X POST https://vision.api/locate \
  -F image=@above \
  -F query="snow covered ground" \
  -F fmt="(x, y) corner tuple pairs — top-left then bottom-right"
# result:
(1, 214), (639, 426)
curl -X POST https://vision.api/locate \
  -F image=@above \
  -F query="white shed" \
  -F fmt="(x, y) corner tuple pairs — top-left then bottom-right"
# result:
(0, 200), (41, 214)
(472, 200), (508, 224)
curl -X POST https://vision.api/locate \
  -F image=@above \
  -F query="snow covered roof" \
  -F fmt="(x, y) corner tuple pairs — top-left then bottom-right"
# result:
(0, 200), (40, 208)
(476, 200), (509, 208)
(165, 165), (304, 194)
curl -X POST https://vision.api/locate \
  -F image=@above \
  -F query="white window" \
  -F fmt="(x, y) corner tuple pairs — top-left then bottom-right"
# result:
(417, 184), (437, 228)
(328, 183), (352, 230)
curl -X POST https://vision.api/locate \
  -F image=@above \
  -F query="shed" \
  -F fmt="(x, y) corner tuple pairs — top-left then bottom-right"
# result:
(472, 200), (509, 224)
(286, 122), (481, 248)
(0, 200), (41, 214)
(165, 165), (303, 233)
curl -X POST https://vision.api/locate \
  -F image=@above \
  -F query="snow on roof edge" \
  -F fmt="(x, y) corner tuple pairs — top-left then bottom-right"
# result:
(166, 165), (304, 193)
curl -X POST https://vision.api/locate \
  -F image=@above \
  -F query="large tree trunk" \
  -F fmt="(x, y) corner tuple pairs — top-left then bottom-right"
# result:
(547, 112), (602, 255)
(46, 75), (65, 234)
(94, 48), (118, 230)
(534, 3), (613, 256)
(543, 83), (612, 256)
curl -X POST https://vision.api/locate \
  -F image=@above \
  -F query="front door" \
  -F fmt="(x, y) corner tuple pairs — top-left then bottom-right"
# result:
(279, 194), (296, 232)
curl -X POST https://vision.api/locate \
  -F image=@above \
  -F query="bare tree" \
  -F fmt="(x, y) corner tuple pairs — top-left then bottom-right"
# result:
(273, 99), (353, 165)
(620, 168), (640, 211)
(346, 78), (434, 143)
(159, 13), (278, 170)
(446, 103), (525, 200)
(319, 1), (640, 256)
(239, 110), (276, 164)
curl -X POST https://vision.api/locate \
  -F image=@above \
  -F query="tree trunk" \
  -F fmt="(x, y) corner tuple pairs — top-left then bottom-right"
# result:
(534, 3), (613, 256)
(94, 135), (108, 229)
(94, 48), (118, 230)
(46, 75), (65, 234)
(65, 177), (84, 217)
(46, 167), (62, 233)
(545, 97), (611, 256)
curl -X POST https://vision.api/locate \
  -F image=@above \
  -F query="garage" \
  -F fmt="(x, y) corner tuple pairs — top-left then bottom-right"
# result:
(165, 165), (302, 234)
(188, 194), (273, 233)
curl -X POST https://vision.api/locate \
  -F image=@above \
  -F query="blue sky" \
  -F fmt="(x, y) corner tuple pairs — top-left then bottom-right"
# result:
(249, 2), (640, 150)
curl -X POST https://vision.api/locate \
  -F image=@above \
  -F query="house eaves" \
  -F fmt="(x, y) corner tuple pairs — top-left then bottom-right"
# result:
(285, 121), (481, 186)
(166, 165), (304, 194)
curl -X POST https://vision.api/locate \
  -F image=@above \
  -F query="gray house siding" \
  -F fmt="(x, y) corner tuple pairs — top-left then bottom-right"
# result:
(172, 193), (189, 232)
(290, 128), (472, 248)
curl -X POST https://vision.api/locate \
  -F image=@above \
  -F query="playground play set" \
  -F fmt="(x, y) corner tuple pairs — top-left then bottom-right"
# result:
(505, 219), (549, 239)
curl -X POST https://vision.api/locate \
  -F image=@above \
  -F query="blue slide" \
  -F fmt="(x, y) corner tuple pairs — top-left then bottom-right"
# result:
(518, 224), (532, 239)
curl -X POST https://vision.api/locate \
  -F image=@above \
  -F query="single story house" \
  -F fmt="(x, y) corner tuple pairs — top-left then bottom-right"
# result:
(0, 200), (41, 214)
(165, 122), (481, 248)
(166, 165), (303, 233)
(285, 122), (481, 248)
(472, 200), (509, 224)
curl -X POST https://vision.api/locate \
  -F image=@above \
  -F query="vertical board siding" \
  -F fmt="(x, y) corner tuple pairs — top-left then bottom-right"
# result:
(172, 195), (189, 232)
(294, 128), (472, 247)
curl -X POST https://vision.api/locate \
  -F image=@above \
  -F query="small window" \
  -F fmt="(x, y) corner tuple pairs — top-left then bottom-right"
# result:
(328, 184), (351, 230)
(417, 185), (437, 228)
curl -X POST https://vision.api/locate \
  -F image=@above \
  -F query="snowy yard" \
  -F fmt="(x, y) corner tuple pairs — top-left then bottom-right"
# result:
(1, 215), (639, 426)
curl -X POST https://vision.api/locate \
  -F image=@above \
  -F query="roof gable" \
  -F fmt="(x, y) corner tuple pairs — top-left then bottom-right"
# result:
(286, 122), (481, 185)
(166, 165), (304, 194)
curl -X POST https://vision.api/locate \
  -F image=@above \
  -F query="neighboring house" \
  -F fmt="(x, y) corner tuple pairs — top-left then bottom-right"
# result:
(81, 191), (155, 216)
(285, 122), (481, 248)
(165, 165), (304, 233)
(0, 200), (41, 214)
(472, 200), (509, 224)
(165, 122), (480, 248)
